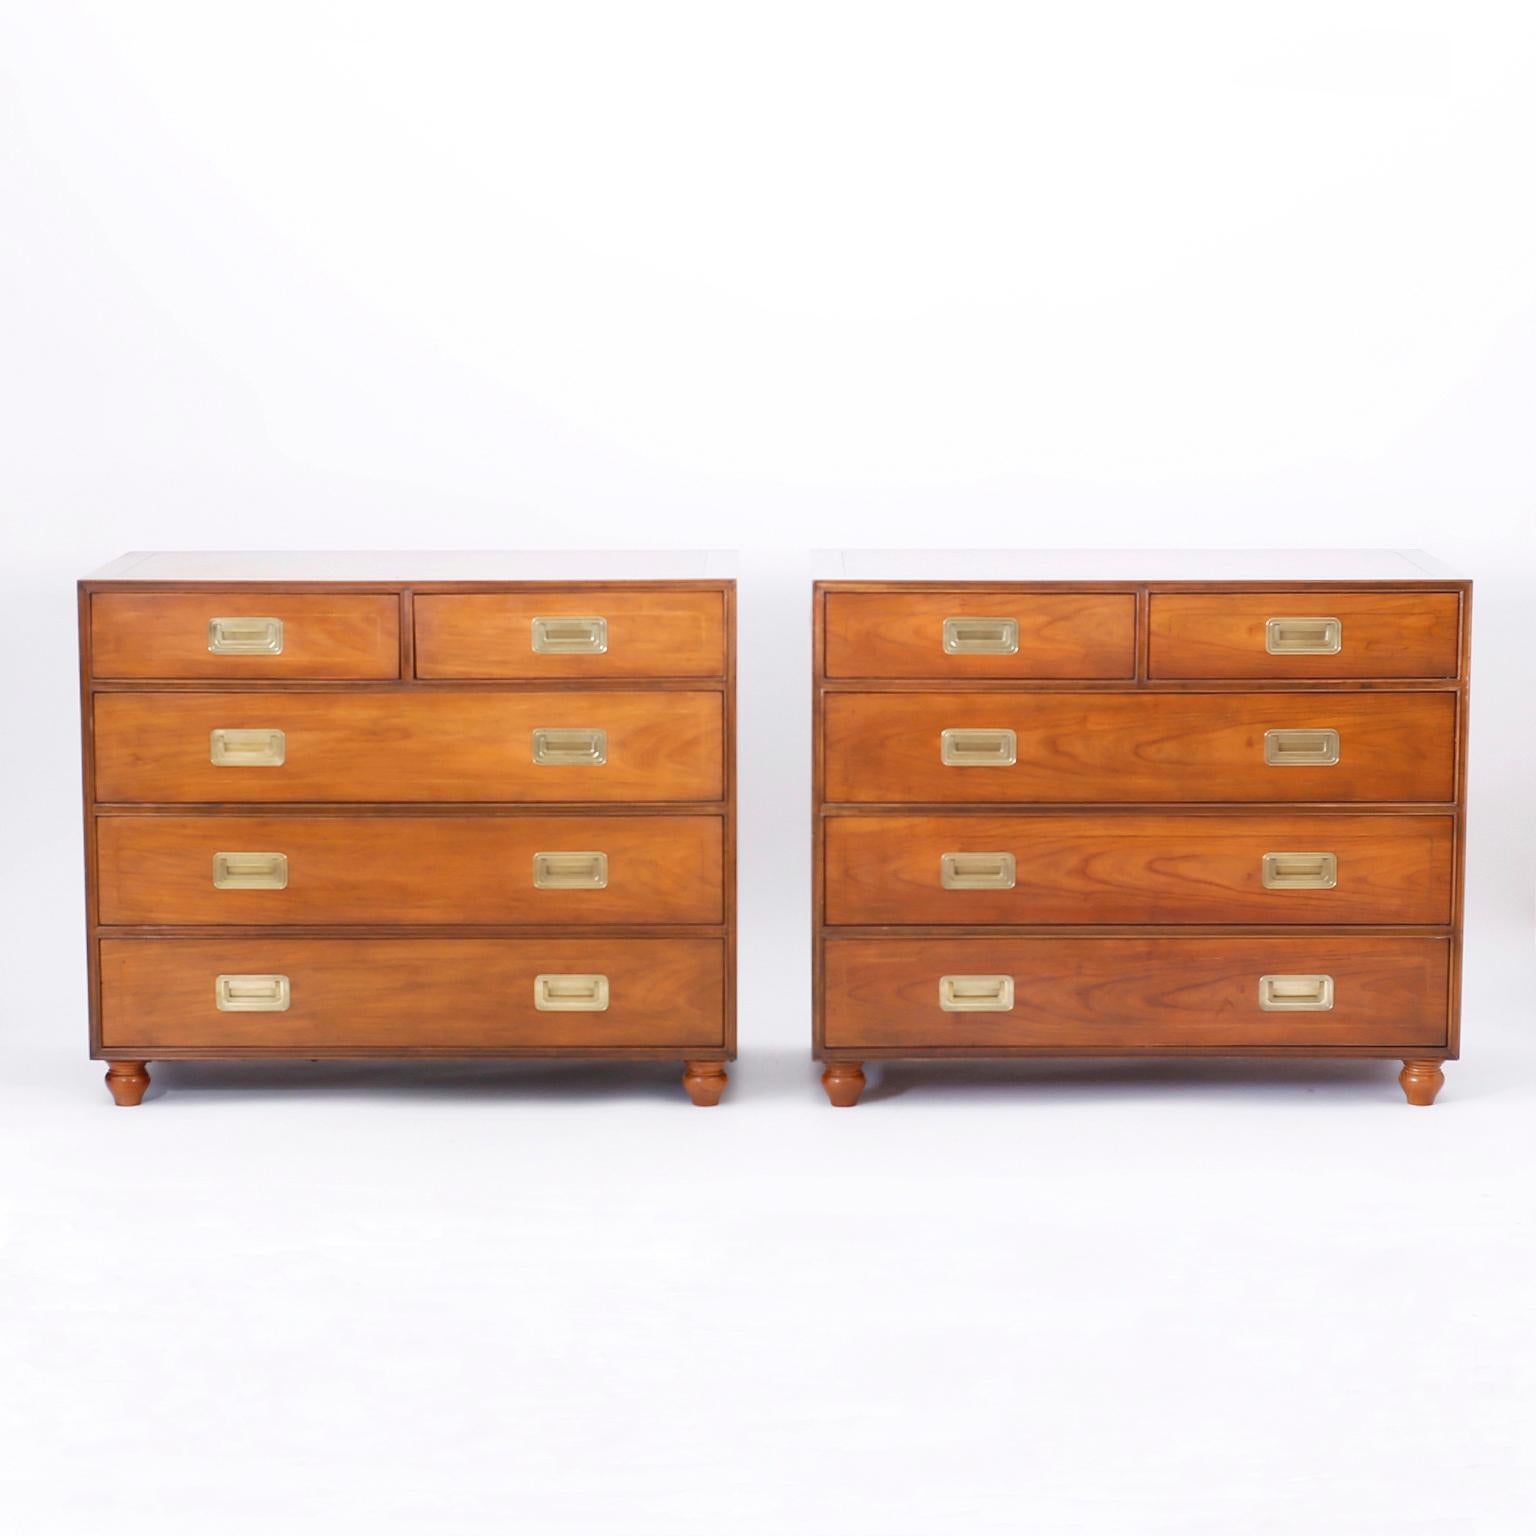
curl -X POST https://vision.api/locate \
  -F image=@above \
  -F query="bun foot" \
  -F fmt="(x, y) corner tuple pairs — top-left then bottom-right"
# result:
(821, 1061), (866, 1107)
(683, 1060), (728, 1106)
(105, 1060), (151, 1107)
(1399, 1059), (1446, 1107)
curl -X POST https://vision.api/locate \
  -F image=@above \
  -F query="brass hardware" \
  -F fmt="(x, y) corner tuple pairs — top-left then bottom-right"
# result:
(214, 973), (291, 1011)
(209, 728), (286, 767)
(1264, 728), (1340, 766)
(1258, 974), (1334, 1011)
(1261, 852), (1338, 890)
(940, 728), (1017, 767)
(939, 974), (1015, 1012)
(940, 852), (1017, 890)
(208, 617), (284, 655)
(1266, 617), (1342, 655)
(943, 617), (1019, 656)
(531, 616), (608, 654)
(534, 973), (610, 1011)
(212, 852), (289, 890)
(531, 728), (608, 766)
(532, 852), (609, 889)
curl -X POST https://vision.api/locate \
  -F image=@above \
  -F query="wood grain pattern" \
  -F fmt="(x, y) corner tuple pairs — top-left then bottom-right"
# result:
(91, 593), (401, 679)
(823, 691), (1455, 804)
(1149, 592), (1461, 679)
(823, 937), (1450, 1049)
(415, 590), (725, 679)
(824, 813), (1454, 926)
(94, 690), (724, 804)
(96, 814), (724, 926)
(99, 937), (726, 1050)
(825, 592), (1136, 679)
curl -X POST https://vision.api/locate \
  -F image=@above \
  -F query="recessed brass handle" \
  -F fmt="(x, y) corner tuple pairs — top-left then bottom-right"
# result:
(531, 728), (608, 766)
(532, 852), (609, 889)
(940, 852), (1017, 890)
(1266, 617), (1341, 655)
(939, 974), (1015, 1012)
(534, 973), (610, 1011)
(1258, 974), (1334, 1011)
(209, 728), (286, 767)
(214, 973), (291, 1011)
(1261, 852), (1338, 890)
(212, 852), (289, 890)
(940, 728), (1017, 767)
(1264, 728), (1339, 766)
(208, 617), (284, 655)
(532, 616), (608, 654)
(943, 617), (1019, 655)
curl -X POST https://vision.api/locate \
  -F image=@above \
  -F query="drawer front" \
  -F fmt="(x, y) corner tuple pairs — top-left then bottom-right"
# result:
(91, 593), (401, 679)
(822, 692), (1455, 804)
(1148, 592), (1461, 679)
(823, 937), (1449, 1049)
(99, 937), (725, 1049)
(414, 590), (725, 679)
(824, 814), (1454, 926)
(94, 691), (724, 804)
(824, 592), (1135, 679)
(97, 814), (724, 925)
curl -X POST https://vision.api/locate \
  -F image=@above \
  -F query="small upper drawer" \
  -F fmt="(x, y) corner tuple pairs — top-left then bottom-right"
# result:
(414, 590), (725, 679)
(1148, 592), (1461, 679)
(824, 592), (1135, 679)
(90, 593), (401, 679)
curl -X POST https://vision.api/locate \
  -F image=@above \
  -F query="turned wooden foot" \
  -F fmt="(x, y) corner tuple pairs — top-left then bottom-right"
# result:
(821, 1061), (866, 1107)
(682, 1060), (728, 1106)
(105, 1060), (151, 1107)
(1399, 1059), (1446, 1107)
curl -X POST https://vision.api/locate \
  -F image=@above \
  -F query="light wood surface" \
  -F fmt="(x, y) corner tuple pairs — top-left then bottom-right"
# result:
(1148, 592), (1461, 679)
(824, 592), (1135, 679)
(96, 814), (725, 926)
(823, 691), (1455, 804)
(100, 937), (726, 1050)
(91, 592), (401, 679)
(823, 813), (1454, 926)
(94, 690), (724, 804)
(822, 936), (1450, 1049)
(415, 590), (725, 679)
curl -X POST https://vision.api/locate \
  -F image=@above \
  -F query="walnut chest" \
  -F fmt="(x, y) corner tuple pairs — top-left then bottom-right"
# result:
(812, 551), (1469, 1107)
(81, 552), (735, 1106)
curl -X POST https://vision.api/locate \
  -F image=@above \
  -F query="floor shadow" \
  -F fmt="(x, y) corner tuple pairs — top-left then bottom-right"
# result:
(862, 1055), (1410, 1105)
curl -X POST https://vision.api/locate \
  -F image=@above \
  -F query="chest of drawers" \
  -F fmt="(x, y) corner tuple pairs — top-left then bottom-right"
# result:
(80, 553), (735, 1106)
(812, 552), (1469, 1107)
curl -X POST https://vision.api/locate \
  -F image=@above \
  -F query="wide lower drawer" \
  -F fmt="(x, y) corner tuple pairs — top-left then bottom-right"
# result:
(414, 590), (725, 679)
(99, 938), (725, 1050)
(823, 692), (1455, 804)
(96, 814), (724, 925)
(1148, 591), (1462, 679)
(822, 937), (1450, 1049)
(93, 691), (724, 803)
(824, 814), (1454, 925)
(90, 593), (401, 679)
(824, 592), (1136, 679)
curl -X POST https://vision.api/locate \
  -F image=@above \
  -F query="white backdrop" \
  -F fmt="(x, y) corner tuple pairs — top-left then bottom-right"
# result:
(3, 5), (1535, 1533)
